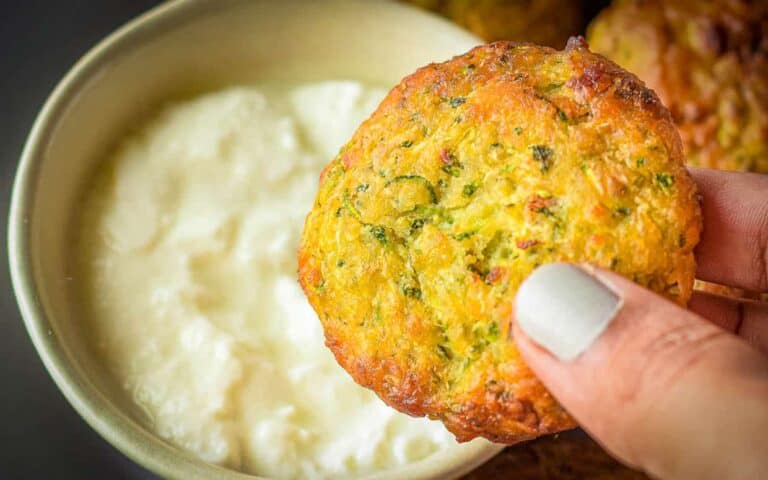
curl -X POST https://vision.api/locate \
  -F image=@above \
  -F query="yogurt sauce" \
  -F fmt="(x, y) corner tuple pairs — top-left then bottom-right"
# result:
(76, 82), (488, 479)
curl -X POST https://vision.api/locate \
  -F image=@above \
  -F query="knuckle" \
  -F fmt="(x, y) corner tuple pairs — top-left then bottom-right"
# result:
(612, 318), (729, 456)
(642, 323), (726, 380)
(616, 315), (728, 407)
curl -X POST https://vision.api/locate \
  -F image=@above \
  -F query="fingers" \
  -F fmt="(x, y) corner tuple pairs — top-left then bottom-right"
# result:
(689, 291), (768, 355)
(689, 167), (768, 292)
(512, 263), (768, 480)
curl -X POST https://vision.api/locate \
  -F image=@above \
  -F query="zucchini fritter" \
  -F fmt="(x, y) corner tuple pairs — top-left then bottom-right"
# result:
(588, 0), (768, 173)
(299, 39), (701, 443)
(404, 0), (584, 48)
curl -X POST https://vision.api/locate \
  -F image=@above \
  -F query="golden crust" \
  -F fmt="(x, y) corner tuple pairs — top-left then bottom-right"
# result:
(404, 0), (584, 47)
(588, 0), (768, 173)
(299, 39), (701, 443)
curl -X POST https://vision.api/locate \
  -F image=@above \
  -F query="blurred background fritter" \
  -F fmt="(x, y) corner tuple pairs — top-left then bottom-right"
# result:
(588, 0), (768, 173)
(404, 0), (586, 47)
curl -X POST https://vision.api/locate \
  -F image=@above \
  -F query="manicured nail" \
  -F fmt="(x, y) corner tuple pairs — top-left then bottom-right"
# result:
(515, 263), (621, 362)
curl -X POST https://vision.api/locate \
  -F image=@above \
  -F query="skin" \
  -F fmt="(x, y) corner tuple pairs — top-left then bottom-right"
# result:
(514, 169), (768, 480)
(588, 0), (768, 173)
(299, 39), (701, 443)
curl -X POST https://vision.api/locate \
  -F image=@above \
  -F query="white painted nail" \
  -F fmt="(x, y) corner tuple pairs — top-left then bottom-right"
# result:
(515, 263), (621, 362)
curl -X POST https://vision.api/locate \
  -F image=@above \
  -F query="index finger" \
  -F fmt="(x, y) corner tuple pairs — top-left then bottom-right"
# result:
(689, 167), (768, 292)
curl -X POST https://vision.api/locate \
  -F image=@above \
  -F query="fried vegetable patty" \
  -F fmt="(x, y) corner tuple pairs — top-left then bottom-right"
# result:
(299, 39), (701, 443)
(588, 0), (768, 173)
(404, 0), (584, 48)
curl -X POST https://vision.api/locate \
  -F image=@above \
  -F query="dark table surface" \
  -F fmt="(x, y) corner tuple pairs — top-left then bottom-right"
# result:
(2, 3), (162, 478)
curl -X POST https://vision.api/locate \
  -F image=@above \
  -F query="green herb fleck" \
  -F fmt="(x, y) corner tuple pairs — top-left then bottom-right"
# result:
(449, 96), (466, 108)
(386, 175), (438, 204)
(440, 149), (462, 176)
(401, 140), (414, 148)
(437, 178), (448, 188)
(369, 225), (388, 245)
(487, 322), (500, 342)
(656, 173), (675, 189)
(636, 157), (646, 167)
(442, 163), (462, 177)
(402, 286), (422, 299)
(615, 206), (631, 217)
(536, 207), (555, 217)
(557, 110), (568, 122)
(410, 218), (426, 235)
(531, 145), (554, 173)
(356, 184), (369, 192)
(437, 344), (453, 359)
(540, 82), (563, 94)
(469, 322), (500, 357)
(462, 183), (478, 197)
(455, 230), (478, 241)
(514, 126), (523, 135)
(470, 342), (486, 356)
(343, 191), (362, 220)
(336, 259), (346, 267)
(490, 142), (502, 148)
(314, 280), (325, 292)
(335, 207), (343, 217)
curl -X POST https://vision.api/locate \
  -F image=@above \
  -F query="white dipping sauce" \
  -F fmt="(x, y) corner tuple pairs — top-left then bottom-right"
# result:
(76, 82), (488, 479)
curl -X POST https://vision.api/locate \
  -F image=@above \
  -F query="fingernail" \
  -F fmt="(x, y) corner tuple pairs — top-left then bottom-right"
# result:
(515, 263), (621, 362)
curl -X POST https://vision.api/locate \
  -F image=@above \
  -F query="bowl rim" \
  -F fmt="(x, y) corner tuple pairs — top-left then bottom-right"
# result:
(7, 0), (503, 479)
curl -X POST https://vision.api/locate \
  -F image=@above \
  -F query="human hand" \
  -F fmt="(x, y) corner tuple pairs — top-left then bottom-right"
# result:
(512, 168), (768, 480)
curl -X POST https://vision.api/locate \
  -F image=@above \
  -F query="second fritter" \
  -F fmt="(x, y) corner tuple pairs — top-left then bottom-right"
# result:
(299, 39), (701, 444)
(588, 0), (768, 173)
(404, 0), (584, 48)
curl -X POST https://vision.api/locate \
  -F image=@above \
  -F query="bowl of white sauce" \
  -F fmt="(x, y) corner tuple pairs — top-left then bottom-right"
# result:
(8, 1), (504, 479)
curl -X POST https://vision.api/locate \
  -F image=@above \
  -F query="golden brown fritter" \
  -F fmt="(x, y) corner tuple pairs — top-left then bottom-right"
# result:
(298, 39), (701, 444)
(588, 0), (768, 173)
(404, 0), (584, 48)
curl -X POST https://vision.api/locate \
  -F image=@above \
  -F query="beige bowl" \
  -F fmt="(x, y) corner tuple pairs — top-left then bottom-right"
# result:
(8, 0), (504, 479)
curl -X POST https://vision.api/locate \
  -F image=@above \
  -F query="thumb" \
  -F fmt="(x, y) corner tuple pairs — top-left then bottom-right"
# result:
(512, 263), (768, 480)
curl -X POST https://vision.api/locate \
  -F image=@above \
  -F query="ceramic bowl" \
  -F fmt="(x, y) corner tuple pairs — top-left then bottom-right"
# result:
(8, 1), (503, 478)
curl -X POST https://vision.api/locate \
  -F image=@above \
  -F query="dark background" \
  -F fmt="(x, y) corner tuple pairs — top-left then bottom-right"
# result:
(2, 3), (161, 478)
(1, 2), (611, 479)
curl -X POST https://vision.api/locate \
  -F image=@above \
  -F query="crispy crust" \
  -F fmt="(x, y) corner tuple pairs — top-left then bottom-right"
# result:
(299, 39), (701, 443)
(404, 0), (585, 48)
(588, 0), (768, 172)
